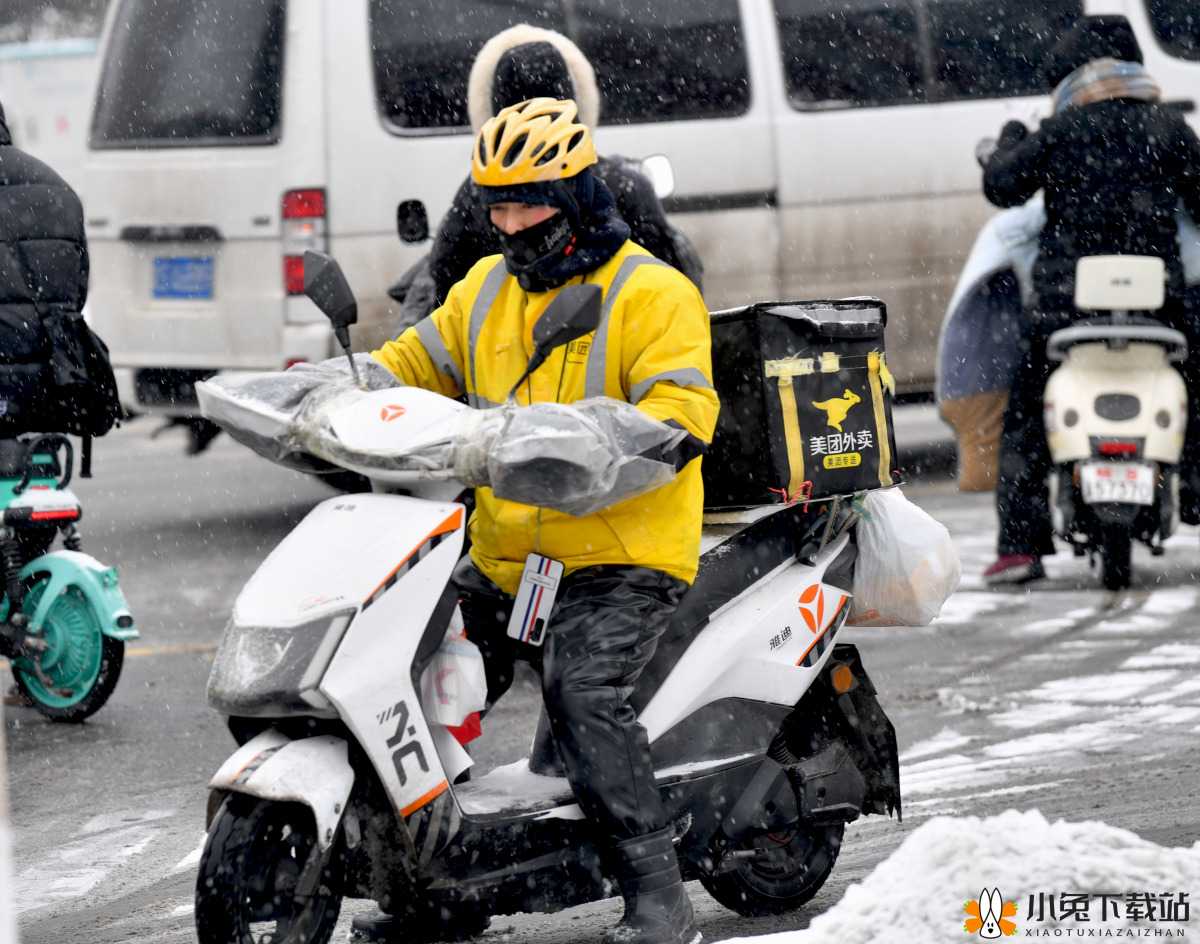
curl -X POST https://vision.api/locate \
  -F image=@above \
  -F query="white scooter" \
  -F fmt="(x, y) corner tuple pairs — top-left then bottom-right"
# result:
(192, 253), (901, 944)
(1045, 255), (1189, 590)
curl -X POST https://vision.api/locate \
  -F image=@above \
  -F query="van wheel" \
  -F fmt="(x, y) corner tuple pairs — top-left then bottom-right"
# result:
(1099, 527), (1132, 591)
(195, 796), (343, 944)
(700, 824), (843, 917)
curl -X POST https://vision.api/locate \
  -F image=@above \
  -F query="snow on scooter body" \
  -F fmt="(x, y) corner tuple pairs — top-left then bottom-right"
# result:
(192, 253), (902, 944)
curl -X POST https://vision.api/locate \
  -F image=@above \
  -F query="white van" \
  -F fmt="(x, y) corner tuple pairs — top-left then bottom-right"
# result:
(82, 0), (1200, 416)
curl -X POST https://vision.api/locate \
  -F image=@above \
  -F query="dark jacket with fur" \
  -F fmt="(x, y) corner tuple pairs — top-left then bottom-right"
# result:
(430, 156), (701, 304)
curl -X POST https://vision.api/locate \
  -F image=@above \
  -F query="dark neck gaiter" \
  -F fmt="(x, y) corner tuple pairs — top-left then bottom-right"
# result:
(492, 171), (631, 293)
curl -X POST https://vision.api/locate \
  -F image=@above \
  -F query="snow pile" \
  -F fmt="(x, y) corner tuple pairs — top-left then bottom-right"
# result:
(721, 810), (1200, 944)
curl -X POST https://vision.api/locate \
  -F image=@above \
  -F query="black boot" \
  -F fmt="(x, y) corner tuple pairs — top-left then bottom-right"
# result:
(603, 828), (702, 944)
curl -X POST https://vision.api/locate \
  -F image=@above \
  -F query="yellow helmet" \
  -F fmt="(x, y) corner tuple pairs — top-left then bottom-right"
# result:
(472, 98), (597, 188)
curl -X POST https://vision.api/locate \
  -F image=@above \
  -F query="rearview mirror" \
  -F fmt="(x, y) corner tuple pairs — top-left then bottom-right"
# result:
(303, 251), (358, 332)
(508, 284), (603, 399)
(303, 250), (364, 386)
(640, 154), (676, 200)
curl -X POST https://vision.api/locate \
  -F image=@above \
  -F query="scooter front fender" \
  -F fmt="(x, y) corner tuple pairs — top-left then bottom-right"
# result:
(7, 550), (137, 640)
(209, 730), (354, 851)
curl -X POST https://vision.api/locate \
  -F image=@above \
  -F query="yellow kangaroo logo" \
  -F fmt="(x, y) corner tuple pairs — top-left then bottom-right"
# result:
(812, 389), (862, 432)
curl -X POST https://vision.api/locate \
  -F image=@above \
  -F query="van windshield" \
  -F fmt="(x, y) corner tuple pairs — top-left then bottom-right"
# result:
(91, 0), (285, 147)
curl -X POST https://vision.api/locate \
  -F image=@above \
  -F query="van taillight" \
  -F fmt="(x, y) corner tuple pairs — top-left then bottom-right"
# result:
(282, 188), (327, 296)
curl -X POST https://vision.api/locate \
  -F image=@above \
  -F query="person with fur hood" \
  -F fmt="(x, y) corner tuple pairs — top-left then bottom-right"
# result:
(425, 24), (703, 308)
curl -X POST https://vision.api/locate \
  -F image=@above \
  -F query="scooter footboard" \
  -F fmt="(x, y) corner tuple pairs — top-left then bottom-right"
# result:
(208, 730), (354, 850)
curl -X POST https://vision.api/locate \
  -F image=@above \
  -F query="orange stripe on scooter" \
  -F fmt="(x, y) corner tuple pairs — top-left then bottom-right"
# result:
(400, 779), (449, 818)
(365, 509), (464, 603)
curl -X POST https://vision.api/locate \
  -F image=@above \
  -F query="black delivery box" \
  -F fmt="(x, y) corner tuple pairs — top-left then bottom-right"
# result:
(704, 299), (899, 509)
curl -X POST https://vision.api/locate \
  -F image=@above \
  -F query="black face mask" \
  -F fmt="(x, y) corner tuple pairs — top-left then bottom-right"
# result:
(496, 212), (575, 274)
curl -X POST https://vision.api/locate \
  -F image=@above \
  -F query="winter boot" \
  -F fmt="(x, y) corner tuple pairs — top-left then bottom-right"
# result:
(602, 828), (702, 944)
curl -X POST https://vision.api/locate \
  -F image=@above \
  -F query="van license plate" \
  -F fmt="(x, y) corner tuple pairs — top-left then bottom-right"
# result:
(153, 257), (214, 300)
(1080, 462), (1154, 506)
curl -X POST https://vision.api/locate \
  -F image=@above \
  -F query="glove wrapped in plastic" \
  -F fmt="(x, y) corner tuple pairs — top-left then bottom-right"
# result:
(197, 355), (401, 473)
(453, 397), (689, 516)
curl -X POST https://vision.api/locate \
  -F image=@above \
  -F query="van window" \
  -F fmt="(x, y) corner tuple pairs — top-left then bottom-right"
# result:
(369, 0), (749, 132)
(1146, 0), (1200, 61)
(927, 0), (1080, 100)
(774, 0), (1080, 110)
(91, 0), (284, 147)
(774, 0), (925, 109)
(575, 0), (750, 124)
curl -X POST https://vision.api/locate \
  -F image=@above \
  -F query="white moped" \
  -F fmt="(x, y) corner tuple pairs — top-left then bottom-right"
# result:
(193, 252), (901, 944)
(1045, 255), (1189, 590)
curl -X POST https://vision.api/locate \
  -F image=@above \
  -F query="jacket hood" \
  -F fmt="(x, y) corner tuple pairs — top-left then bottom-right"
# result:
(0, 101), (10, 145)
(1040, 15), (1143, 88)
(468, 24), (600, 132)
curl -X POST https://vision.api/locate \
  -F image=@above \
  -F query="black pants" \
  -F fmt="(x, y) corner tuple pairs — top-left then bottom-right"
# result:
(453, 559), (687, 841)
(996, 300), (1200, 555)
(995, 326), (1057, 557)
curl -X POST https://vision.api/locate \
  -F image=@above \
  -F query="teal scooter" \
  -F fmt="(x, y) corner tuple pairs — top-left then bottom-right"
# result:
(0, 435), (135, 721)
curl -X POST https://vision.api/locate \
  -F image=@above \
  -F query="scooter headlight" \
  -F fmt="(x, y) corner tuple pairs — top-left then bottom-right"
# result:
(207, 610), (354, 718)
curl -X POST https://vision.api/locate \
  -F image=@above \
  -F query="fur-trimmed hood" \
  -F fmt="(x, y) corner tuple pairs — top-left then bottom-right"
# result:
(467, 24), (600, 132)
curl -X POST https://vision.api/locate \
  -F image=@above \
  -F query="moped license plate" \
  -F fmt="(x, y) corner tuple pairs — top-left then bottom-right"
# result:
(1080, 462), (1154, 506)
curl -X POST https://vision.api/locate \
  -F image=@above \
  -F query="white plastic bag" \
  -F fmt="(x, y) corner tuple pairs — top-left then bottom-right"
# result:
(419, 610), (488, 727)
(850, 488), (961, 626)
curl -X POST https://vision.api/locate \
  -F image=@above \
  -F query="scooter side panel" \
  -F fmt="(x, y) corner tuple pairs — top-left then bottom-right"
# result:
(208, 732), (353, 851)
(234, 494), (464, 627)
(639, 534), (851, 743)
(320, 522), (463, 821)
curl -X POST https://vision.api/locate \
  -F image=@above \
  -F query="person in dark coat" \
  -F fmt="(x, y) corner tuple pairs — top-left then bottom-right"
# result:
(424, 24), (702, 312)
(978, 15), (1200, 585)
(0, 100), (90, 433)
(0, 99), (88, 707)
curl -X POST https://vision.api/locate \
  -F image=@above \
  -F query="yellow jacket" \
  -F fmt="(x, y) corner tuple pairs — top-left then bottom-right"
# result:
(373, 241), (719, 595)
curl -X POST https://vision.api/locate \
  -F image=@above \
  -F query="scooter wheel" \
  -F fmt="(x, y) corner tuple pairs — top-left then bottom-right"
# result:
(700, 823), (843, 917)
(11, 583), (124, 723)
(196, 795), (343, 944)
(1099, 527), (1133, 591)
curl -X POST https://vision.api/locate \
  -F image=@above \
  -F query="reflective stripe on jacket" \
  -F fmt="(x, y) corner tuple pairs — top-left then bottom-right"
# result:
(372, 241), (719, 595)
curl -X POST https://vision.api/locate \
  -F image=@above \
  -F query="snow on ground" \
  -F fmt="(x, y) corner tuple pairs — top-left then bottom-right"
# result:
(722, 810), (1200, 944)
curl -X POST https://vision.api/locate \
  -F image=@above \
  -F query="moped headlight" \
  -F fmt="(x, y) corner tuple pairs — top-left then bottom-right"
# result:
(207, 610), (354, 718)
